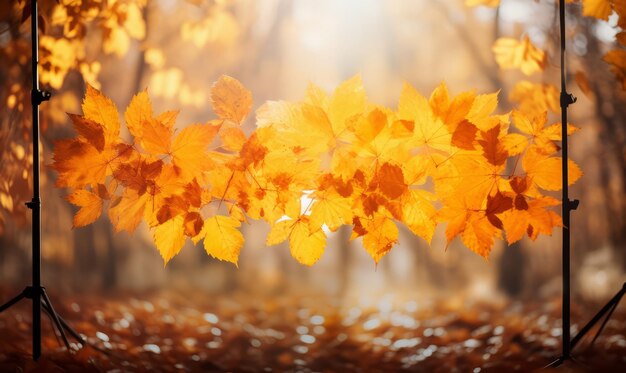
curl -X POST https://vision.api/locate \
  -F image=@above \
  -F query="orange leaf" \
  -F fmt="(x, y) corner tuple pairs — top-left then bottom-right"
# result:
(67, 189), (103, 228)
(210, 75), (253, 124)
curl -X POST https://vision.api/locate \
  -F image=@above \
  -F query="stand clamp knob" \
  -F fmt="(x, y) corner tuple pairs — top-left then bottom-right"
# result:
(568, 199), (580, 211)
(31, 89), (51, 106)
(25, 198), (40, 210)
(560, 92), (577, 108)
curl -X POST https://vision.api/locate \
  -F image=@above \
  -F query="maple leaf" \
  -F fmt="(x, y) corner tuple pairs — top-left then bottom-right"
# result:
(523, 148), (583, 191)
(52, 139), (115, 189)
(511, 110), (579, 155)
(438, 196), (500, 258)
(509, 81), (560, 116)
(82, 84), (120, 145)
(492, 36), (546, 76)
(66, 189), (102, 228)
(466, 91), (501, 131)
(125, 89), (153, 140)
(171, 123), (220, 182)
(108, 189), (149, 233)
(327, 75), (367, 137)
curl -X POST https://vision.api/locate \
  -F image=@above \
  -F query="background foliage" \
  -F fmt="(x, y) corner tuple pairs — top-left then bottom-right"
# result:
(0, 0), (624, 303)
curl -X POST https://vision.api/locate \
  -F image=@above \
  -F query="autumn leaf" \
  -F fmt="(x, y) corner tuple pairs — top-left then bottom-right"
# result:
(582, 0), (613, 20)
(465, 0), (499, 7)
(210, 75), (253, 124)
(108, 189), (148, 233)
(360, 216), (399, 263)
(155, 215), (186, 265)
(202, 215), (244, 265)
(67, 189), (102, 228)
(68, 113), (105, 151)
(493, 36), (546, 76)
(171, 123), (220, 182)
(509, 81), (559, 116)
(523, 148), (583, 191)
(125, 89), (153, 139)
(82, 84), (120, 145)
(267, 217), (326, 266)
(512, 110), (579, 155)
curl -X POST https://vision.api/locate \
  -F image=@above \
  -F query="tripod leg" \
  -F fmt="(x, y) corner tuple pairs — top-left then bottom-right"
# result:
(588, 300), (619, 348)
(39, 302), (86, 346)
(544, 355), (566, 369)
(40, 291), (71, 351)
(0, 290), (28, 312)
(54, 314), (86, 346)
(33, 289), (41, 360)
(41, 290), (71, 350)
(571, 283), (626, 350)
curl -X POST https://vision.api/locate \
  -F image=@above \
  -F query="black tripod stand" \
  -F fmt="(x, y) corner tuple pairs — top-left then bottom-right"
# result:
(0, 0), (87, 361)
(546, 0), (626, 368)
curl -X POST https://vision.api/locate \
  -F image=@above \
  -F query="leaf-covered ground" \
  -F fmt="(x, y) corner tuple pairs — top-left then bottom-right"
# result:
(0, 288), (625, 372)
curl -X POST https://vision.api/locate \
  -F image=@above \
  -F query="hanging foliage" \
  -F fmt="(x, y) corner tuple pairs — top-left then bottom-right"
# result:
(52, 76), (582, 265)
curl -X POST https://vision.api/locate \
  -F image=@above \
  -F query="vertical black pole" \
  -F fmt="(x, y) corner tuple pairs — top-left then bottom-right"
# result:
(558, 0), (575, 360)
(30, 0), (42, 361)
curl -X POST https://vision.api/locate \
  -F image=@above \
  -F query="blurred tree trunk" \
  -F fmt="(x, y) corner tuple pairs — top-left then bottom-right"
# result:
(583, 20), (626, 268)
(102, 226), (117, 289)
(72, 224), (97, 289)
(337, 225), (352, 297)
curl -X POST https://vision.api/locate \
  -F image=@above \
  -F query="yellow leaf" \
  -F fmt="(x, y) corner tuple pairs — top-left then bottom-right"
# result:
(523, 150), (583, 191)
(466, 92), (500, 130)
(266, 219), (292, 246)
(582, 0), (613, 20)
(171, 123), (220, 182)
(125, 90), (153, 139)
(402, 190), (436, 243)
(288, 217), (326, 266)
(203, 215), (244, 265)
(328, 75), (366, 136)
(309, 192), (353, 232)
(466, 0), (499, 7)
(361, 216), (398, 263)
(398, 82), (429, 121)
(493, 36), (546, 76)
(509, 81), (559, 116)
(155, 215), (186, 265)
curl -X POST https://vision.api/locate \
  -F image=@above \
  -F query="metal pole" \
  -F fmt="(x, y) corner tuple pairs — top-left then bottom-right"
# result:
(30, 0), (42, 361)
(558, 0), (576, 360)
